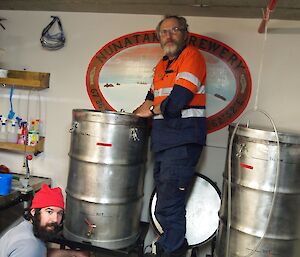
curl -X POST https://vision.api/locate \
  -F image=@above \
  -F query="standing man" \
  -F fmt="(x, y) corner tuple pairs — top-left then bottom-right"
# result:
(0, 184), (89, 257)
(134, 15), (206, 257)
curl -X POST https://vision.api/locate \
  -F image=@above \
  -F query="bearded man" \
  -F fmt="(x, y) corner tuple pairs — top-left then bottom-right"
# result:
(134, 15), (207, 257)
(0, 184), (89, 257)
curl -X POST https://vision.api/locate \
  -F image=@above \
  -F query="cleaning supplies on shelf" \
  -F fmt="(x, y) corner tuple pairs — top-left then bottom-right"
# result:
(27, 119), (39, 146)
(0, 115), (42, 146)
(0, 120), (7, 142)
(7, 119), (18, 143)
(17, 121), (27, 145)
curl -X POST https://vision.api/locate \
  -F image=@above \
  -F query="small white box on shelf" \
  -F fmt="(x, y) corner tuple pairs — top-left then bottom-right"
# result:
(0, 69), (8, 78)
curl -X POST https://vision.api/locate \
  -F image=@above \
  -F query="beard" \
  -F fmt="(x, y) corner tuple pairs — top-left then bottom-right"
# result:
(32, 212), (62, 242)
(162, 39), (185, 57)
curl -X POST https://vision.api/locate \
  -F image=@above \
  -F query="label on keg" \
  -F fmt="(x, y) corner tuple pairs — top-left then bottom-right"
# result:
(240, 163), (254, 170)
(96, 142), (112, 147)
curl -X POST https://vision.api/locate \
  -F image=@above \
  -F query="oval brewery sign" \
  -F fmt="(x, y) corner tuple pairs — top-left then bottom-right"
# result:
(86, 31), (251, 133)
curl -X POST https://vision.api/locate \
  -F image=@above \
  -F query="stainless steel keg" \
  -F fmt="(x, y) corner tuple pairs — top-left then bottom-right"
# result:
(64, 109), (149, 249)
(215, 125), (300, 257)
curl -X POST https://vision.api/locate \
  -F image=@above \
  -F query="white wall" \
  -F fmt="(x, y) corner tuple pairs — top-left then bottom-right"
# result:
(1, 10), (300, 256)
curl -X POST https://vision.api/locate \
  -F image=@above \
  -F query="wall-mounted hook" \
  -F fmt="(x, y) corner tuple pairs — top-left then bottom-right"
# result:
(0, 18), (7, 30)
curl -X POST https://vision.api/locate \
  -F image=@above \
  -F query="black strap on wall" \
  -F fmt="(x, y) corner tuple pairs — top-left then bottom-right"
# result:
(40, 16), (66, 50)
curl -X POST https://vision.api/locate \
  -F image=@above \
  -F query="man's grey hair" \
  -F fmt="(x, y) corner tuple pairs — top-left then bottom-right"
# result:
(156, 15), (189, 39)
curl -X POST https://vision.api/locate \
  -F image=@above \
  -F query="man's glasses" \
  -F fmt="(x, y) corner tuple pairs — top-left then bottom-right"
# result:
(159, 27), (185, 37)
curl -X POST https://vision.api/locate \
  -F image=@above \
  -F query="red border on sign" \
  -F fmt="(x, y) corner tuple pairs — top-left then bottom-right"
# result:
(86, 30), (251, 133)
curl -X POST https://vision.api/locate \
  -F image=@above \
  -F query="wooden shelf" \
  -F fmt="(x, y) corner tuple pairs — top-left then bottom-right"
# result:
(0, 137), (45, 155)
(0, 70), (50, 90)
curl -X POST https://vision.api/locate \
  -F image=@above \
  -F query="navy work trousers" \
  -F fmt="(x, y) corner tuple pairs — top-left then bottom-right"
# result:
(154, 144), (203, 253)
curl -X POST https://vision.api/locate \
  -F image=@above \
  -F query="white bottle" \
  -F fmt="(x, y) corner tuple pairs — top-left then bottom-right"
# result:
(7, 121), (18, 143)
(0, 122), (7, 142)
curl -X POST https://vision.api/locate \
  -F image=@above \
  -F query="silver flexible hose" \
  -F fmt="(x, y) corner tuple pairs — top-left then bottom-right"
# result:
(225, 108), (280, 257)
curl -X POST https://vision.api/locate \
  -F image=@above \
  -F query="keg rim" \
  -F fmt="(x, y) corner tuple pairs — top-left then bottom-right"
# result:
(71, 108), (148, 126)
(229, 124), (300, 144)
(73, 109), (135, 116)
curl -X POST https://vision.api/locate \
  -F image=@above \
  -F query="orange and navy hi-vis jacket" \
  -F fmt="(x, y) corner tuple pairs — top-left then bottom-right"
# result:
(146, 45), (207, 152)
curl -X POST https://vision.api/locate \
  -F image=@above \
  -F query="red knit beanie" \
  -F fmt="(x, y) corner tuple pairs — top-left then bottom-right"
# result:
(31, 184), (64, 209)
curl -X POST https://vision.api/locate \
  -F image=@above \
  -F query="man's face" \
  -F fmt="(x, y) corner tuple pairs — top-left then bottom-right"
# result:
(31, 206), (64, 241)
(158, 18), (187, 58)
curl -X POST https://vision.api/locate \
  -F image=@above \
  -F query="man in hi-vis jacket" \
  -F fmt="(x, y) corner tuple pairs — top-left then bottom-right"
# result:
(134, 15), (206, 257)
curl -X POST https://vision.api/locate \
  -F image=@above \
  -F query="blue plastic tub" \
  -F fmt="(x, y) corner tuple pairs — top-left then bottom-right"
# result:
(0, 173), (12, 196)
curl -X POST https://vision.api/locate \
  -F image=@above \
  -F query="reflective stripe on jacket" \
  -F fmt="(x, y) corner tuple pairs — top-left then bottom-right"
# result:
(153, 108), (205, 119)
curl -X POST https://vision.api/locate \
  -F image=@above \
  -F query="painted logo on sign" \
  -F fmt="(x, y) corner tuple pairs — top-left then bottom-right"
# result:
(86, 30), (251, 133)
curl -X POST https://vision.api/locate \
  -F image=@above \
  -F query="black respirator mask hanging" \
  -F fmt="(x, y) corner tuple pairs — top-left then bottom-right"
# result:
(40, 16), (65, 50)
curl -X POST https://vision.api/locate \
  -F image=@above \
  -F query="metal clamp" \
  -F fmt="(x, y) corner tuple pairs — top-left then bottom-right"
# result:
(130, 127), (140, 141)
(69, 121), (79, 133)
(236, 143), (246, 158)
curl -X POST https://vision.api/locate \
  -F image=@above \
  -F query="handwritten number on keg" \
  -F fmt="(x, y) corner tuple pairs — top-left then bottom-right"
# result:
(269, 156), (278, 161)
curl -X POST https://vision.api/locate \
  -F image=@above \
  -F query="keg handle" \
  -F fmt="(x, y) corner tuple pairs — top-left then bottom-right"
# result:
(84, 218), (96, 237)
(69, 121), (79, 133)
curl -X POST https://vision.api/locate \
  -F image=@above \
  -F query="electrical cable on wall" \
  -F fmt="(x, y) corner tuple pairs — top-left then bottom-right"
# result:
(22, 89), (42, 179)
